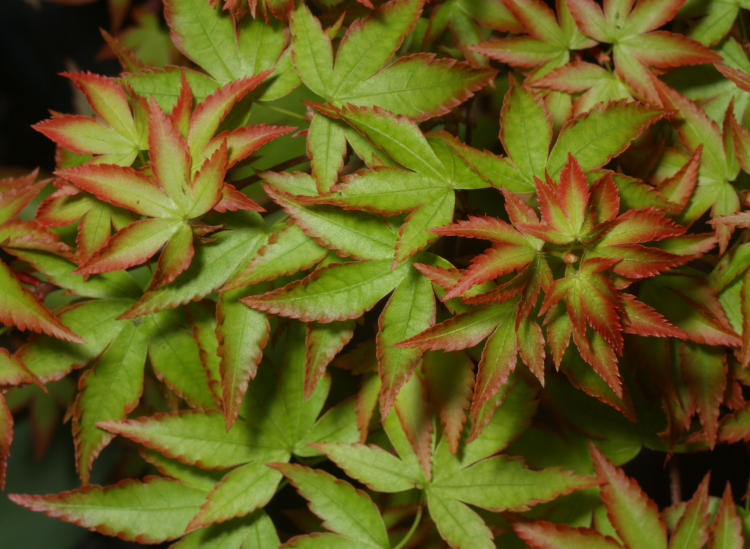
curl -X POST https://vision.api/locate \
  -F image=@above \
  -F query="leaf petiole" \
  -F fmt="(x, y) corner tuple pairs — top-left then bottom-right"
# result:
(393, 504), (423, 549)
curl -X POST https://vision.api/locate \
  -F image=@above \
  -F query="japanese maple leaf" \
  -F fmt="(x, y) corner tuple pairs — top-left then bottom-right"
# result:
(238, 106), (490, 420)
(566, 0), (721, 105)
(313, 380), (596, 549)
(472, 0), (596, 79)
(442, 77), (664, 197)
(289, 0), (495, 191)
(33, 72), (147, 166)
(515, 443), (746, 549)
(54, 72), (292, 288)
(0, 172), (81, 342)
(12, 322), (358, 540)
(399, 155), (688, 405)
(655, 81), (743, 253)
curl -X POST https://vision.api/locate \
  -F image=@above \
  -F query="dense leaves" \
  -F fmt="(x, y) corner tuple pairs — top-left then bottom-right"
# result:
(3, 0), (750, 547)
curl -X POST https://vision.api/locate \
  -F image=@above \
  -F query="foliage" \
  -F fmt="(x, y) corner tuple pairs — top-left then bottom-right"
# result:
(2, 0), (750, 546)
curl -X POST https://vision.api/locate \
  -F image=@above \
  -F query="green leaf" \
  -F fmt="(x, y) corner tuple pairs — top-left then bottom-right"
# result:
(264, 185), (397, 260)
(290, 4), (334, 97)
(322, 168), (448, 213)
(426, 491), (494, 549)
(308, 114), (347, 193)
(99, 411), (275, 469)
(73, 319), (150, 483)
(14, 250), (141, 299)
(187, 458), (287, 529)
(442, 138), (532, 192)
(590, 443), (668, 549)
(711, 484), (745, 549)
(148, 311), (218, 409)
(397, 304), (510, 352)
(223, 221), (327, 291)
(501, 79), (552, 179)
(462, 375), (537, 465)
(262, 323), (333, 454)
(425, 132), (490, 190)
(335, 55), (495, 120)
(173, 511), (279, 549)
(17, 299), (131, 383)
(242, 259), (410, 322)
(670, 474), (710, 549)
(304, 321), (355, 397)
(9, 477), (208, 544)
(377, 267), (435, 415)
(295, 399), (359, 457)
(424, 350), (473, 453)
(547, 101), (664, 177)
(0, 259), (81, 343)
(329, 0), (422, 99)
(165, 0), (286, 84)
(141, 450), (223, 492)
(431, 454), (596, 512)
(315, 442), (420, 493)
(217, 289), (270, 428)
(319, 104), (444, 181)
(395, 190), (455, 263)
(273, 463), (390, 548)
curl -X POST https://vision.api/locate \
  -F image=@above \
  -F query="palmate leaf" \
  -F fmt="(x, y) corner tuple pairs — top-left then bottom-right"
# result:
(532, 61), (635, 116)
(318, 380), (592, 549)
(309, 104), (486, 262)
(566, 0), (720, 105)
(472, 0), (595, 79)
(36, 184), (135, 263)
(33, 72), (144, 166)
(290, 1), (494, 120)
(165, 0), (295, 97)
(447, 86), (663, 194)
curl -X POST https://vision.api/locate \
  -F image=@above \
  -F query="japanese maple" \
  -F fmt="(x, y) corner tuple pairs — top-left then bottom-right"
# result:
(0, 0), (749, 547)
